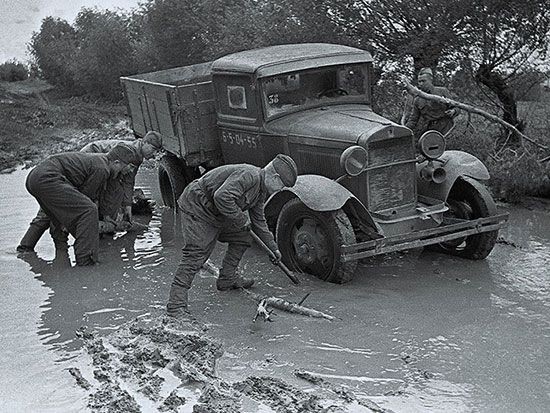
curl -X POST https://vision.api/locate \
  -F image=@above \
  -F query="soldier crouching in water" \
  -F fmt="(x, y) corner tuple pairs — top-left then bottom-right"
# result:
(23, 145), (135, 265)
(166, 154), (298, 318)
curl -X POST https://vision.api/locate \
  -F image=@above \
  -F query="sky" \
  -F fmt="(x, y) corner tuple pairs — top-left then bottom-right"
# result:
(0, 0), (142, 63)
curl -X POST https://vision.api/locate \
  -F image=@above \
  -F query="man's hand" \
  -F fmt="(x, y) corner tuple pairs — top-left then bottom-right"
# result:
(270, 249), (282, 265)
(99, 220), (116, 234)
(445, 108), (458, 118)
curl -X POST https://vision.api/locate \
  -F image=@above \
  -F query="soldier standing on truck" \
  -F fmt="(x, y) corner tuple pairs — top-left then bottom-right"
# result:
(404, 67), (458, 137)
(23, 145), (135, 265)
(166, 154), (298, 318)
(17, 132), (163, 252)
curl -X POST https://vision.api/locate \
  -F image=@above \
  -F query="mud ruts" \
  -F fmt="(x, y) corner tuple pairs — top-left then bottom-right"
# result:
(72, 315), (392, 413)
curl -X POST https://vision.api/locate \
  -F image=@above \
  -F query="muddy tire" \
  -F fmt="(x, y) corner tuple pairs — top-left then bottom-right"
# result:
(158, 154), (198, 208)
(276, 198), (357, 283)
(432, 178), (498, 259)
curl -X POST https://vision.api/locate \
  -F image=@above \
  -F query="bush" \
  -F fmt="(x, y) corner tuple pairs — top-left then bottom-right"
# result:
(29, 17), (77, 89)
(445, 106), (550, 202)
(372, 69), (410, 123)
(486, 151), (550, 201)
(0, 60), (29, 81)
(71, 8), (136, 100)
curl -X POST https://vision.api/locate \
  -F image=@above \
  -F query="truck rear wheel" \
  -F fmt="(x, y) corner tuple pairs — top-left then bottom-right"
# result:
(275, 198), (357, 284)
(158, 154), (198, 208)
(432, 178), (498, 259)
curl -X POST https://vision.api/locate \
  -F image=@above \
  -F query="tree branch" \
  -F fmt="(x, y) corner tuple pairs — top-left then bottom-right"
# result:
(401, 77), (549, 155)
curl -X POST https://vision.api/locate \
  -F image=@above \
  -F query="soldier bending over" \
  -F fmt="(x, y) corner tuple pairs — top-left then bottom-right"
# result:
(167, 154), (298, 318)
(23, 145), (134, 265)
(17, 131), (162, 252)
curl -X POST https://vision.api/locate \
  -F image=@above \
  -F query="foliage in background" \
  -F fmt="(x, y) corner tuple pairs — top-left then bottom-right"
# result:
(464, 0), (550, 136)
(72, 8), (136, 100)
(0, 60), (28, 82)
(23, 0), (550, 200)
(29, 17), (77, 90)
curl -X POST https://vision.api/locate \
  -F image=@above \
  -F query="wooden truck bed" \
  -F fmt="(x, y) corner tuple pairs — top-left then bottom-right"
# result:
(120, 61), (220, 166)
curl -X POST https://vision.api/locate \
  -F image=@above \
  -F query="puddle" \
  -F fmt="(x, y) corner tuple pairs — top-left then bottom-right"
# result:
(1, 167), (549, 411)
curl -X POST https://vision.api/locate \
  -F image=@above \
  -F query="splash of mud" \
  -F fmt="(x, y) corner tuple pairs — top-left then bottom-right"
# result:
(72, 314), (389, 412)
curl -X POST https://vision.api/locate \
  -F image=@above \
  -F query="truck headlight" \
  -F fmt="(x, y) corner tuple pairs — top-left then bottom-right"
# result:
(340, 145), (368, 176)
(418, 131), (445, 159)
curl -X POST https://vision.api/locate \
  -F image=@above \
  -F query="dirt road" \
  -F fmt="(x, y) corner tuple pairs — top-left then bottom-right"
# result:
(1, 168), (549, 412)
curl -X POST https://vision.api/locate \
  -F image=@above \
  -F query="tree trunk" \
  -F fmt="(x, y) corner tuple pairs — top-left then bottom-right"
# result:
(475, 65), (522, 144)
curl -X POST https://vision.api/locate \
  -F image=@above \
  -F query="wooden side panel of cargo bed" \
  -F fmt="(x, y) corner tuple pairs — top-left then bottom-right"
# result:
(175, 81), (220, 163)
(122, 79), (182, 157)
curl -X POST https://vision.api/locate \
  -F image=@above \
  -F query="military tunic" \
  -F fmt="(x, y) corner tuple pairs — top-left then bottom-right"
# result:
(405, 86), (456, 137)
(167, 164), (277, 313)
(80, 139), (144, 214)
(25, 152), (112, 265)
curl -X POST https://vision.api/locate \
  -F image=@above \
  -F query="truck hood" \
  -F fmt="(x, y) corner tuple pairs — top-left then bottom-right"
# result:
(265, 105), (410, 144)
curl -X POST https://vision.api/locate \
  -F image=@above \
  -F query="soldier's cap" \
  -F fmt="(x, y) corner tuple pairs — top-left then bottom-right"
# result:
(418, 67), (433, 78)
(143, 131), (163, 150)
(106, 144), (137, 165)
(271, 154), (298, 187)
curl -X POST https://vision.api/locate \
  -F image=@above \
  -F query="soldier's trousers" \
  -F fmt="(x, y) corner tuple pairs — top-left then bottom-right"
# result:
(26, 166), (99, 266)
(167, 181), (251, 312)
(19, 176), (125, 250)
(18, 208), (59, 250)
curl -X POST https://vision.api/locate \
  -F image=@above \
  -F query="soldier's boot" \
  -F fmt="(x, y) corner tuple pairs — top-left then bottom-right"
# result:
(216, 243), (255, 291)
(18, 223), (48, 252)
(52, 224), (69, 251)
(166, 284), (190, 319)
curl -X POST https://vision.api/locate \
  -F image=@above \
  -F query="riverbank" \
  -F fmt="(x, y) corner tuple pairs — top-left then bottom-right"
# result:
(0, 79), (131, 172)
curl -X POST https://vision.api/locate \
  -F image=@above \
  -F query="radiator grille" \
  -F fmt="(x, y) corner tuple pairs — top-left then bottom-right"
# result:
(368, 163), (416, 211)
(368, 137), (413, 166)
(367, 136), (416, 212)
(289, 135), (417, 212)
(294, 146), (342, 179)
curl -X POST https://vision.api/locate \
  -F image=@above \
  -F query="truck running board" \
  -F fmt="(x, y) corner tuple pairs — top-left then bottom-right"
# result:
(341, 213), (509, 262)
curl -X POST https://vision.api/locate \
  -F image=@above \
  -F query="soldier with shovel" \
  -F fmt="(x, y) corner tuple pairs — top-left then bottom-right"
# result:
(166, 154), (298, 318)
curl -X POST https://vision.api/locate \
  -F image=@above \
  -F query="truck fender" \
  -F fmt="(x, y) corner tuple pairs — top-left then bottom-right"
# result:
(265, 174), (381, 234)
(417, 150), (490, 202)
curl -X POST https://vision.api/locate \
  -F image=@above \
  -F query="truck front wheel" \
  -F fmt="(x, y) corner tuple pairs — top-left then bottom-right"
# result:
(433, 178), (498, 259)
(275, 198), (357, 284)
(158, 154), (198, 208)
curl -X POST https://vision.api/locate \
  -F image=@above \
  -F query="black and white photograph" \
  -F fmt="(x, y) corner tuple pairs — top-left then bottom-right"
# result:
(1, 1), (549, 411)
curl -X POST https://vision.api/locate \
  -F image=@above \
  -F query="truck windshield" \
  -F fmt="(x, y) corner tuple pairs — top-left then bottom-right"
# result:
(261, 64), (368, 117)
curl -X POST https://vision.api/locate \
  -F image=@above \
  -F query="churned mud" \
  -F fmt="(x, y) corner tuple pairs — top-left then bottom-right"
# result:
(0, 79), (129, 172)
(72, 314), (390, 413)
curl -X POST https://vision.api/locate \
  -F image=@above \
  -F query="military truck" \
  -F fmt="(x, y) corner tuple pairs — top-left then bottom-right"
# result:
(120, 43), (508, 283)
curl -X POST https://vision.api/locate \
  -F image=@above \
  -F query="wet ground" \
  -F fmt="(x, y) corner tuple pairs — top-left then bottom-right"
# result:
(1, 167), (549, 412)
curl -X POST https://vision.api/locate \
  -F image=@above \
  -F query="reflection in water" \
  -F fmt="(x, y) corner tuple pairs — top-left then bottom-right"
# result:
(18, 210), (174, 354)
(2, 168), (550, 412)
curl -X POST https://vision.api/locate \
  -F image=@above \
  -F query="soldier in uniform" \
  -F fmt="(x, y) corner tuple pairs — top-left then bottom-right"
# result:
(80, 131), (163, 226)
(17, 131), (162, 252)
(23, 145), (135, 265)
(405, 68), (458, 138)
(166, 154), (298, 318)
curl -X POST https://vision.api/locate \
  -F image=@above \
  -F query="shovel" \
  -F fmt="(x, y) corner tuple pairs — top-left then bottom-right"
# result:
(249, 230), (300, 285)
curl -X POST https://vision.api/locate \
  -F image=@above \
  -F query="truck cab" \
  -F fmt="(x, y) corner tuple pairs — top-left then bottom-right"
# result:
(121, 43), (508, 283)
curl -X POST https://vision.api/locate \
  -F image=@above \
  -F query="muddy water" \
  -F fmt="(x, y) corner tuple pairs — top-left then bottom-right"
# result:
(1, 167), (549, 412)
